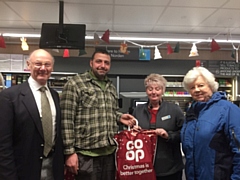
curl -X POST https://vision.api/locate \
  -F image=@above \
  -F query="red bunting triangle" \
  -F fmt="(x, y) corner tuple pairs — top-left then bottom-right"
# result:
(101, 29), (110, 44)
(63, 49), (69, 58)
(167, 44), (173, 55)
(0, 35), (6, 48)
(211, 39), (220, 52)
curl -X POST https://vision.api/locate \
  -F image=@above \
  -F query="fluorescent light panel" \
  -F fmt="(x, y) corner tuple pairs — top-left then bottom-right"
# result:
(3, 33), (40, 38)
(2, 33), (240, 43)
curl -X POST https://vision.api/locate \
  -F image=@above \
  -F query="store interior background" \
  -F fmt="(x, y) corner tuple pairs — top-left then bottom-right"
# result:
(1, 1), (240, 179)
(1, 0), (240, 111)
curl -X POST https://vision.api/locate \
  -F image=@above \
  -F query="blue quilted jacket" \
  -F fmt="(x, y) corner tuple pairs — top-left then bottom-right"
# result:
(181, 92), (240, 180)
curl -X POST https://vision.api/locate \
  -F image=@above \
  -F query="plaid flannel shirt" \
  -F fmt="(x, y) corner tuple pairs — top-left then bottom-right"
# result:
(60, 71), (122, 155)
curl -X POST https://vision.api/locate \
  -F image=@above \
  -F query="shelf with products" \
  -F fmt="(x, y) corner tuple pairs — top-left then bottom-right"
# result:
(48, 72), (77, 90)
(215, 77), (233, 101)
(0, 71), (77, 90)
(115, 74), (191, 113)
(115, 74), (236, 113)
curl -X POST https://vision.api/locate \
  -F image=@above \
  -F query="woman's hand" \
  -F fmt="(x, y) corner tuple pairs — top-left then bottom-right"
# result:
(155, 128), (169, 139)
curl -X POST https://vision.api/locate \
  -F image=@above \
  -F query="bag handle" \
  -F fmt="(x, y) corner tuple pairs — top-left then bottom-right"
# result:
(127, 118), (138, 131)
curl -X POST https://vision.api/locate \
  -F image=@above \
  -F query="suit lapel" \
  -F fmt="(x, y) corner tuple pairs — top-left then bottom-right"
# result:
(21, 82), (44, 139)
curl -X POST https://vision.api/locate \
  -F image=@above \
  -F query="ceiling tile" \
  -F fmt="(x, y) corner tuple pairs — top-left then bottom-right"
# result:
(191, 27), (228, 34)
(200, 9), (240, 27)
(152, 26), (194, 34)
(63, 0), (114, 3)
(223, 0), (240, 9)
(112, 25), (154, 32)
(6, 2), (59, 22)
(5, 0), (58, 2)
(231, 28), (240, 34)
(115, 0), (171, 6)
(169, 0), (227, 8)
(0, 20), (30, 29)
(64, 4), (113, 24)
(114, 6), (165, 25)
(0, 2), (23, 21)
(83, 23), (104, 32)
(0, 0), (240, 44)
(157, 7), (216, 26)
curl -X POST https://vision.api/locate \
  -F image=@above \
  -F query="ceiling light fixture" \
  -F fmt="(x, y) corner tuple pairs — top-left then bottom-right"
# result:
(4, 33), (40, 38)
(2, 33), (240, 44)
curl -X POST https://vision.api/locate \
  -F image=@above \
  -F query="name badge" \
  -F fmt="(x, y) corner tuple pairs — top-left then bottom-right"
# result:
(161, 115), (171, 121)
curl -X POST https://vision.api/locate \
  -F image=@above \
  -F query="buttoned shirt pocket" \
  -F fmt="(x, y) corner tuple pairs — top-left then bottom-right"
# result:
(81, 88), (98, 108)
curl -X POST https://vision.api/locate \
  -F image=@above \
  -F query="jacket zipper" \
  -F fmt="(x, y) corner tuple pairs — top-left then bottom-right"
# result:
(231, 129), (240, 151)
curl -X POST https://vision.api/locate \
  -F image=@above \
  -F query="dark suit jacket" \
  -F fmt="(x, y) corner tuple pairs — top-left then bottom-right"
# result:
(0, 81), (64, 180)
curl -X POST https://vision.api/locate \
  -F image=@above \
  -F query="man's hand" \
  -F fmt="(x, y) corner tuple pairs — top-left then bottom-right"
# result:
(65, 153), (79, 175)
(120, 114), (136, 127)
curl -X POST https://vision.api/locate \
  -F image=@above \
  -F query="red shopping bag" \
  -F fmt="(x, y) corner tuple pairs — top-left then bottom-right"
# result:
(114, 129), (157, 180)
(64, 170), (75, 180)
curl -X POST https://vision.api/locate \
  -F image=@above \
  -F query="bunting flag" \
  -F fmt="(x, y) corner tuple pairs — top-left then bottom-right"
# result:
(20, 37), (29, 51)
(174, 42), (180, 53)
(154, 46), (162, 59)
(167, 44), (173, 55)
(211, 39), (221, 52)
(120, 42), (128, 54)
(101, 29), (110, 44)
(189, 43), (199, 57)
(78, 49), (87, 56)
(139, 48), (146, 59)
(0, 35), (6, 48)
(63, 49), (69, 58)
(94, 33), (101, 45)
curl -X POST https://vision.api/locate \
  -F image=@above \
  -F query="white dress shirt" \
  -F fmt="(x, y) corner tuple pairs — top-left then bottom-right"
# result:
(28, 76), (56, 143)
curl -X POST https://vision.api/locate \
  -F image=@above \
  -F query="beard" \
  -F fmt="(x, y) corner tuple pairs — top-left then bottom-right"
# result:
(93, 68), (108, 80)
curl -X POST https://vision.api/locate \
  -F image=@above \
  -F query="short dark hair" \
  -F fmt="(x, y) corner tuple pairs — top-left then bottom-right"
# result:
(91, 49), (110, 60)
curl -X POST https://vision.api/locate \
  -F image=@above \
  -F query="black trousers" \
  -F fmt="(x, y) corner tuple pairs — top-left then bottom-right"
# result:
(75, 153), (115, 180)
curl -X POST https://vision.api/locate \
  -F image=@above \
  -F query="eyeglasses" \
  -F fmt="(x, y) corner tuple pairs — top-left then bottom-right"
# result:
(32, 62), (52, 68)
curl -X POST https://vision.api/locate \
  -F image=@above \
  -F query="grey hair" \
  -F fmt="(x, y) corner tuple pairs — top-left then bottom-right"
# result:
(144, 73), (167, 93)
(183, 66), (219, 92)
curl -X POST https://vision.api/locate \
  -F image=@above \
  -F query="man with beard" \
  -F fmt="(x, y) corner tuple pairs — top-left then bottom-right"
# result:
(61, 49), (135, 180)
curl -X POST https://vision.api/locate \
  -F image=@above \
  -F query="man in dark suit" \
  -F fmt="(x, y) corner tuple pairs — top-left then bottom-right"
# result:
(0, 49), (64, 180)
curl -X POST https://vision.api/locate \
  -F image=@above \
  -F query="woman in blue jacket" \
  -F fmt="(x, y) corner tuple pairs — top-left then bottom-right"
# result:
(181, 66), (240, 180)
(133, 73), (184, 180)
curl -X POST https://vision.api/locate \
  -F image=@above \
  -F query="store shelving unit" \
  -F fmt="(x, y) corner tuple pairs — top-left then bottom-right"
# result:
(116, 74), (234, 113)
(0, 71), (77, 93)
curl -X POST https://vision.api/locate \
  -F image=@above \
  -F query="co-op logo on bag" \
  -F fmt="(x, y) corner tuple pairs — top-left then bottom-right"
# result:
(126, 139), (144, 162)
